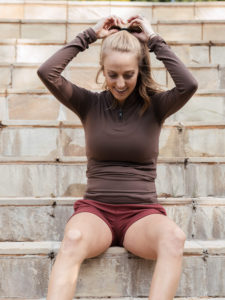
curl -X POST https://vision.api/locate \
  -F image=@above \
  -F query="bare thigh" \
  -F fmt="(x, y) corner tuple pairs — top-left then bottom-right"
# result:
(123, 214), (186, 260)
(61, 212), (113, 260)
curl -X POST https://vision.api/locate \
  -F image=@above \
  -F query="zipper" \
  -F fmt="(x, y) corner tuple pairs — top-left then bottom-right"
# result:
(118, 107), (123, 121)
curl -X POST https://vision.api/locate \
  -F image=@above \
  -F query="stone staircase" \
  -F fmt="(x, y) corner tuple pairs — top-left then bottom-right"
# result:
(0, 1), (225, 299)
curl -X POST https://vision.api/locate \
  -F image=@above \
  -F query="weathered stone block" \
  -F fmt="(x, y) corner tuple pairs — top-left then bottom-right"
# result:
(196, 6), (225, 20)
(0, 23), (20, 39)
(70, 43), (101, 65)
(176, 256), (207, 296)
(207, 256), (225, 296)
(0, 164), (57, 197)
(0, 256), (50, 298)
(62, 104), (83, 125)
(190, 45), (209, 64)
(24, 3), (67, 20)
(68, 5), (110, 21)
(75, 254), (130, 297)
(203, 23), (225, 41)
(153, 6), (194, 21)
(168, 67), (219, 90)
(0, 206), (58, 241)
(7, 94), (60, 120)
(58, 164), (87, 197)
(158, 24), (201, 41)
(165, 205), (194, 239)
(61, 128), (86, 157)
(151, 68), (167, 87)
(193, 205), (225, 239)
(67, 24), (92, 42)
(21, 23), (66, 40)
(0, 67), (11, 88)
(110, 6), (152, 20)
(173, 96), (225, 122)
(0, 45), (15, 62)
(159, 127), (184, 157)
(12, 65), (43, 89)
(0, 4), (24, 19)
(156, 164), (186, 197)
(0, 96), (6, 121)
(185, 163), (225, 197)
(0, 127), (59, 158)
(17, 44), (62, 63)
(68, 66), (104, 90)
(211, 46), (225, 64)
(128, 257), (155, 296)
(184, 128), (225, 157)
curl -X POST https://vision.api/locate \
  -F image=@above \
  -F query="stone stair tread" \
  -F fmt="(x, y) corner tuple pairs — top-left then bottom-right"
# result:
(2, 38), (225, 45)
(0, 239), (224, 255)
(1, 17), (225, 24)
(0, 299), (224, 300)
(0, 196), (224, 206)
(0, 156), (225, 163)
(1, 61), (224, 68)
(1, 88), (225, 95)
(3, 120), (225, 127)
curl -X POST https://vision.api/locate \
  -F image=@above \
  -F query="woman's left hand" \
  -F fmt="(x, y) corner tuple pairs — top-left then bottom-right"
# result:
(127, 15), (156, 43)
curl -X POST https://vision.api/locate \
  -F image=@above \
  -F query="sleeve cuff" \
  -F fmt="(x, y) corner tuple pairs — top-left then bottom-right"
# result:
(83, 27), (98, 44)
(147, 35), (167, 52)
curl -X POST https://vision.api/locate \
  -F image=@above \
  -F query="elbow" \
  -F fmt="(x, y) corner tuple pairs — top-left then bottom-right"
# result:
(189, 78), (198, 94)
(37, 65), (45, 80)
(37, 64), (50, 83)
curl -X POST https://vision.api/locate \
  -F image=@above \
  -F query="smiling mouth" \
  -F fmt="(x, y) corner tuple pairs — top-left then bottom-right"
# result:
(115, 88), (127, 93)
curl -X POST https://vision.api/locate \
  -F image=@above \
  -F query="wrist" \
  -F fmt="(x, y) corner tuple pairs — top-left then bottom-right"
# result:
(148, 32), (158, 40)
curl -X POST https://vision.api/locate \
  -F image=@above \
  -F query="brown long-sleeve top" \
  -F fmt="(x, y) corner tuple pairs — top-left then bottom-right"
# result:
(37, 27), (198, 204)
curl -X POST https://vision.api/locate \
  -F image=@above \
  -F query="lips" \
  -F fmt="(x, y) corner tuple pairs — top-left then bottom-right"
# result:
(115, 88), (127, 94)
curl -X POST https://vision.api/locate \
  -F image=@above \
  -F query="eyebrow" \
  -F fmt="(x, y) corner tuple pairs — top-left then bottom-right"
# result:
(107, 70), (135, 74)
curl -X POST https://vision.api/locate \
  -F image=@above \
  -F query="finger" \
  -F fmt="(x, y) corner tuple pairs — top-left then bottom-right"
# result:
(127, 15), (142, 23)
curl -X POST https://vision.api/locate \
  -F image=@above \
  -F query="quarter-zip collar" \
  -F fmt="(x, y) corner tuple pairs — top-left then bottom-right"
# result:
(108, 85), (140, 110)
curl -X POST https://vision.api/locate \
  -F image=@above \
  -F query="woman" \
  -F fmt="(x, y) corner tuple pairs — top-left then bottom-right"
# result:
(37, 15), (198, 300)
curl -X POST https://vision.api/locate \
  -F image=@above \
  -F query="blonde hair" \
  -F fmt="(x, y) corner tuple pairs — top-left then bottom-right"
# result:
(96, 30), (165, 117)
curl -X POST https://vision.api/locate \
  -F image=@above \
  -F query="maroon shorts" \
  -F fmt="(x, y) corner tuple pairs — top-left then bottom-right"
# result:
(67, 199), (167, 247)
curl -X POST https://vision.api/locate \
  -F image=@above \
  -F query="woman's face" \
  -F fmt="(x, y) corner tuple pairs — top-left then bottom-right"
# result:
(103, 50), (139, 105)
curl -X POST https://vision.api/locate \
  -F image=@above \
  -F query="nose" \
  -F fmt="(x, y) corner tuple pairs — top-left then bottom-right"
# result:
(116, 76), (126, 89)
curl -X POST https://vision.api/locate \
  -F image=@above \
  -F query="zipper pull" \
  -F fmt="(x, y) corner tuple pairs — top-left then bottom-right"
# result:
(119, 108), (123, 121)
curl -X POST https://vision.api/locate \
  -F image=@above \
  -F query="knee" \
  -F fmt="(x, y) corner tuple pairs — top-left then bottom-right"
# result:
(158, 227), (186, 257)
(60, 229), (83, 255)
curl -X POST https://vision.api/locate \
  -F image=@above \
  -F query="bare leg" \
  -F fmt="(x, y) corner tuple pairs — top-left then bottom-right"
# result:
(148, 239), (184, 300)
(122, 214), (186, 300)
(47, 212), (113, 300)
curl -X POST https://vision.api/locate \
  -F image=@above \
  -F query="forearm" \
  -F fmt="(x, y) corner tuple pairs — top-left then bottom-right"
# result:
(37, 27), (97, 88)
(147, 35), (198, 94)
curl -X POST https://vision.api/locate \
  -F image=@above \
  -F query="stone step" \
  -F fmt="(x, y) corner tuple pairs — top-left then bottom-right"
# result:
(1, 38), (225, 66)
(0, 62), (224, 90)
(0, 197), (224, 241)
(0, 18), (225, 42)
(0, 160), (224, 198)
(1, 89), (225, 124)
(0, 299), (224, 300)
(0, 124), (225, 160)
(0, 1), (225, 21)
(0, 240), (224, 298)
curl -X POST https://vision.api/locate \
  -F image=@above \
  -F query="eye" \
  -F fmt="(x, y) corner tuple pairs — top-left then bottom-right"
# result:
(124, 74), (133, 79)
(109, 74), (117, 79)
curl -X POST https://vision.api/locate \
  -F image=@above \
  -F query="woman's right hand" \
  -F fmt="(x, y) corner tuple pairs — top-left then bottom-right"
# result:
(92, 15), (126, 39)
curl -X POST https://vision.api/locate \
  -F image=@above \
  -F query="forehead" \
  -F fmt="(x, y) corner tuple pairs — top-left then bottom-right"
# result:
(103, 50), (138, 70)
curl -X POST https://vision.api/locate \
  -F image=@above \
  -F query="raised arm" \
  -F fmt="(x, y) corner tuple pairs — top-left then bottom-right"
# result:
(127, 15), (198, 124)
(37, 27), (98, 122)
(148, 34), (198, 124)
(37, 15), (125, 122)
